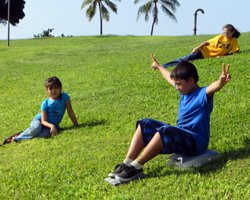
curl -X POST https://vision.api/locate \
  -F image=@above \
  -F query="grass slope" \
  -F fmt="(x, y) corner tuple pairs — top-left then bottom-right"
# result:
(0, 34), (249, 199)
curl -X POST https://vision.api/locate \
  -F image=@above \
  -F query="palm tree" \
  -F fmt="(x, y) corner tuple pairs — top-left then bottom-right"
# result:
(134, 0), (180, 36)
(81, 0), (121, 35)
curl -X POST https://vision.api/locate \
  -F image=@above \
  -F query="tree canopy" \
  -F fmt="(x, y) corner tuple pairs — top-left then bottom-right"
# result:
(134, 0), (180, 36)
(81, 0), (121, 35)
(0, 0), (25, 26)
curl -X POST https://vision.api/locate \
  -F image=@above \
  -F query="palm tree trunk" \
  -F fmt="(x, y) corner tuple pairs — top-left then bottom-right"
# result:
(151, 2), (158, 36)
(150, 18), (156, 36)
(98, 3), (103, 35)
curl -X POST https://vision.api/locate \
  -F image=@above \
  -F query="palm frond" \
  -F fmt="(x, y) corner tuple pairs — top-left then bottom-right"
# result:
(86, 3), (97, 21)
(103, 0), (118, 14)
(161, 0), (180, 12)
(137, 1), (153, 21)
(81, 0), (94, 9)
(134, 0), (142, 4)
(161, 4), (177, 22)
(169, 0), (180, 7)
(100, 4), (110, 21)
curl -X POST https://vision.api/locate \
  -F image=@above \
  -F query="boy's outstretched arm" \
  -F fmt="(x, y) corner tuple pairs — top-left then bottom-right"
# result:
(151, 54), (174, 86)
(206, 63), (231, 97)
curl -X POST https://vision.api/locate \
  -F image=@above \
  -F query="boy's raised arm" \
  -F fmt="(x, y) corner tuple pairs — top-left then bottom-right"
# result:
(206, 63), (231, 97)
(151, 54), (174, 86)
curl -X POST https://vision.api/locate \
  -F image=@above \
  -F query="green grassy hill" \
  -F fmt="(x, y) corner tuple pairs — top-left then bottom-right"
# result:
(0, 34), (249, 199)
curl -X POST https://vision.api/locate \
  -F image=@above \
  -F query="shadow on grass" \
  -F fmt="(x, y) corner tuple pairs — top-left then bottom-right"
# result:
(196, 138), (250, 174)
(197, 138), (250, 174)
(60, 119), (108, 132)
(147, 138), (250, 178)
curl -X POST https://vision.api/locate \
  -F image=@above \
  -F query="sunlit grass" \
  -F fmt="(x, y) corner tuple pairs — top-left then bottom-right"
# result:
(0, 34), (249, 199)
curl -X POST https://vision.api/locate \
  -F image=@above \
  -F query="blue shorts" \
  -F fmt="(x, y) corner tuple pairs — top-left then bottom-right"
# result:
(137, 118), (198, 156)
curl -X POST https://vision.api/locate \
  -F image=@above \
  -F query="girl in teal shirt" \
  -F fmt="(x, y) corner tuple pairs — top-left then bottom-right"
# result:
(6, 76), (78, 143)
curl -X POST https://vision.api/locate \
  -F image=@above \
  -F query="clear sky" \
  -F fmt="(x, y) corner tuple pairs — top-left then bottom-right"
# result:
(0, 0), (249, 40)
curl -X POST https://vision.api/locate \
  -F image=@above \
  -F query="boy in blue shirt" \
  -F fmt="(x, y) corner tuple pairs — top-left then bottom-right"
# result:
(108, 54), (231, 183)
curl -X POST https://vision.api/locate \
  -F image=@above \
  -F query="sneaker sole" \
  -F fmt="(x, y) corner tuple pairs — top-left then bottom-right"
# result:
(115, 172), (144, 183)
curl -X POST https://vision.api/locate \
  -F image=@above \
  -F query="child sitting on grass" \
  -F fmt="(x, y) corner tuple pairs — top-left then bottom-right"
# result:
(4, 76), (78, 144)
(108, 54), (231, 183)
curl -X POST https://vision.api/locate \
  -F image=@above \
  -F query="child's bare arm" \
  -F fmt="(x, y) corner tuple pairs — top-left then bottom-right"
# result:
(41, 111), (58, 135)
(66, 100), (79, 127)
(151, 54), (174, 86)
(206, 63), (231, 97)
(192, 41), (209, 53)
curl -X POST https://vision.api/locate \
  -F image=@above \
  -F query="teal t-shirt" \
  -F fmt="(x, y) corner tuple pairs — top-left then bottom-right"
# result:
(35, 93), (70, 128)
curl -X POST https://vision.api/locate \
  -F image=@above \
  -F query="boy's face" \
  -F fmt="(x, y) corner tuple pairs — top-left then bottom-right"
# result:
(46, 85), (61, 100)
(172, 78), (196, 94)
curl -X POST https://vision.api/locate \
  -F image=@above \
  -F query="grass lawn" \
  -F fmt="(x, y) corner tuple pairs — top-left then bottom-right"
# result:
(0, 33), (249, 199)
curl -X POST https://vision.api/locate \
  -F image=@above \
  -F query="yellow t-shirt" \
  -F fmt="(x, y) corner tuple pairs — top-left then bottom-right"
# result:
(200, 35), (240, 58)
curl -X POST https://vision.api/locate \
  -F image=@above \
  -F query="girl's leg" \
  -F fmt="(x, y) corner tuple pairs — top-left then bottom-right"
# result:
(36, 127), (51, 138)
(14, 119), (42, 141)
(162, 51), (203, 68)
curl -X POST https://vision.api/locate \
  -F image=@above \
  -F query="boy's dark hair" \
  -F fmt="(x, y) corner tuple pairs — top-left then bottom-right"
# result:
(224, 24), (241, 38)
(44, 76), (62, 89)
(170, 61), (199, 83)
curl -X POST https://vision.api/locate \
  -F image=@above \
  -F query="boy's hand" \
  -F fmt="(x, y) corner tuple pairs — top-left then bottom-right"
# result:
(206, 63), (231, 97)
(150, 53), (174, 86)
(219, 63), (231, 85)
(151, 54), (161, 70)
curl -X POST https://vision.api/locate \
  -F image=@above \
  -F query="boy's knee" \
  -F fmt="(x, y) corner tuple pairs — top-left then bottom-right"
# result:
(137, 118), (150, 128)
(158, 125), (172, 133)
(141, 118), (152, 125)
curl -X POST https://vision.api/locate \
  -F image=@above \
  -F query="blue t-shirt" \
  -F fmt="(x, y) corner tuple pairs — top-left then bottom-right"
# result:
(177, 87), (213, 153)
(35, 93), (70, 128)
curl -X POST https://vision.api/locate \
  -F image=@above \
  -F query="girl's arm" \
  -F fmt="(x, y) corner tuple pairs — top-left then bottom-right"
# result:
(206, 63), (231, 97)
(66, 100), (79, 127)
(41, 111), (58, 135)
(192, 41), (209, 53)
(151, 54), (174, 86)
